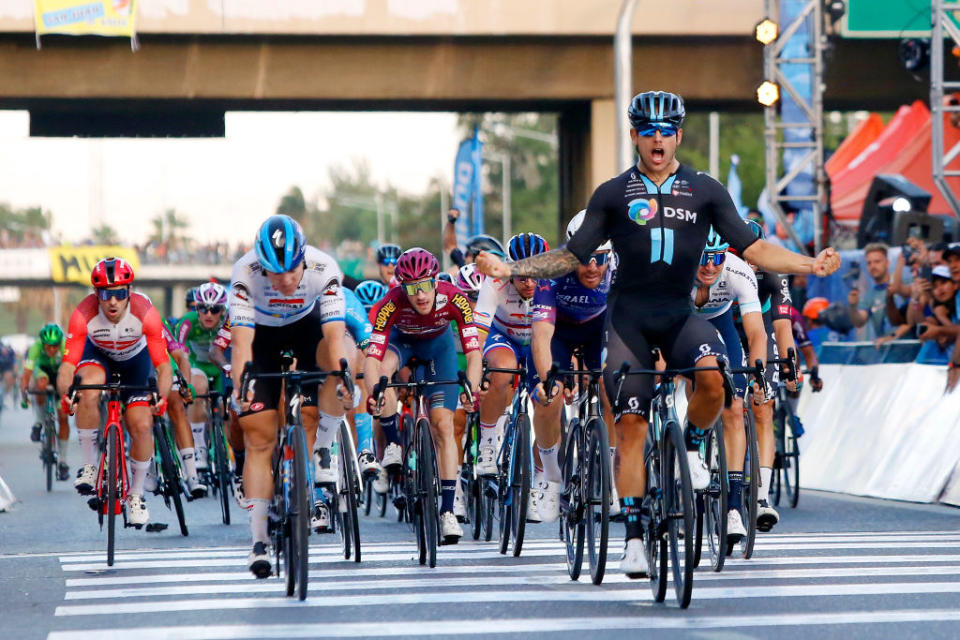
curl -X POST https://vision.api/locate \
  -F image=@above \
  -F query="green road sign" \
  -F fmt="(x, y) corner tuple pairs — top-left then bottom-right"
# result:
(842, 0), (960, 38)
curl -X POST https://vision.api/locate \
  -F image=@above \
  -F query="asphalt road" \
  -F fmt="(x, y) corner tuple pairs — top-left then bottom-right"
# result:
(0, 401), (958, 640)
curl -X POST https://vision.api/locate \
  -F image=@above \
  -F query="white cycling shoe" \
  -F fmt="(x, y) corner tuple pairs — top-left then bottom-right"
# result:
(536, 481), (561, 524)
(757, 499), (780, 532)
(440, 511), (463, 544)
(73, 464), (97, 495)
(358, 451), (381, 478)
(621, 538), (649, 578)
(373, 467), (389, 494)
(686, 450), (710, 490)
(186, 477), (208, 500)
(314, 448), (338, 485)
(381, 443), (403, 470)
(609, 479), (620, 517)
(126, 494), (149, 527)
(476, 444), (499, 477)
(726, 509), (747, 542)
(312, 500), (332, 534)
(248, 541), (271, 579)
(526, 485), (542, 523)
(453, 481), (467, 522)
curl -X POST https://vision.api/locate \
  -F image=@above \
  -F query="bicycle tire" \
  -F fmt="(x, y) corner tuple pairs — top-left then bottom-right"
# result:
(705, 419), (728, 572)
(497, 431), (511, 555)
(339, 420), (362, 563)
(418, 417), (439, 568)
(741, 408), (760, 559)
(561, 420), (584, 581)
(468, 474), (482, 540)
(378, 479), (389, 518)
(585, 417), (610, 585)
(784, 407), (800, 509)
(275, 447), (294, 596)
(44, 423), (55, 492)
(288, 425), (311, 600)
(155, 419), (188, 537)
(664, 421), (695, 608)
(772, 407), (784, 507)
(106, 424), (118, 567)
(645, 427), (667, 603)
(212, 415), (231, 525)
(510, 412), (531, 558)
(364, 476), (373, 516)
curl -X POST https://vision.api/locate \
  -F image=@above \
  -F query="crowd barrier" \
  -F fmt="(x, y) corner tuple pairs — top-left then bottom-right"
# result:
(796, 342), (960, 507)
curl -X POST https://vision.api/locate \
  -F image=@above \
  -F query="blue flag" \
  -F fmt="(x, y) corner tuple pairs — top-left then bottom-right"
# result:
(452, 126), (484, 246)
(727, 154), (747, 217)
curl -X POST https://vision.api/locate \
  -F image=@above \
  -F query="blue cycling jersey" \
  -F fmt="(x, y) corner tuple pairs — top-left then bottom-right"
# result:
(344, 288), (373, 349)
(531, 269), (611, 325)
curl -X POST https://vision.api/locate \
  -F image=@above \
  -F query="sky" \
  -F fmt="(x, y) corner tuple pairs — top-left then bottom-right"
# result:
(0, 110), (461, 246)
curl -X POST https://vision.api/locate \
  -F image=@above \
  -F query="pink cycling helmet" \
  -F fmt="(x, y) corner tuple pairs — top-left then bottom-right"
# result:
(395, 247), (440, 283)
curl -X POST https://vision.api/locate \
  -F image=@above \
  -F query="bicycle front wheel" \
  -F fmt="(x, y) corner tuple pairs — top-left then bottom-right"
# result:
(44, 422), (55, 492)
(561, 420), (584, 581)
(212, 415), (232, 525)
(417, 418), (438, 568)
(288, 425), (311, 600)
(510, 412), (531, 558)
(338, 420), (362, 563)
(704, 419), (728, 572)
(585, 418), (610, 585)
(155, 420), (188, 537)
(664, 421), (695, 609)
(784, 408), (800, 509)
(741, 409), (760, 559)
(106, 425), (119, 567)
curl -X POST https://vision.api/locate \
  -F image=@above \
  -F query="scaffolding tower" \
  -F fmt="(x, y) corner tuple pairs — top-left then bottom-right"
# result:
(761, 0), (826, 254)
(931, 0), (960, 218)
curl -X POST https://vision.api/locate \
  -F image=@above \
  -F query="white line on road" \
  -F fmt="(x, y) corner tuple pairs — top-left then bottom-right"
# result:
(54, 581), (960, 616)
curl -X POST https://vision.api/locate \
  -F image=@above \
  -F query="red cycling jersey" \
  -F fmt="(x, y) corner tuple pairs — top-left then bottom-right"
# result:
(366, 281), (479, 361)
(64, 292), (169, 368)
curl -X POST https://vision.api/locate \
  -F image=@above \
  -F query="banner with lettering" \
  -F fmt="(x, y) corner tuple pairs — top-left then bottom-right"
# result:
(34, 0), (138, 47)
(48, 246), (140, 284)
(451, 126), (484, 247)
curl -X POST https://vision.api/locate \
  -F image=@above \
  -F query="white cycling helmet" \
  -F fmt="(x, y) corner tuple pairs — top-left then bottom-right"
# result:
(566, 210), (612, 252)
(196, 282), (227, 307)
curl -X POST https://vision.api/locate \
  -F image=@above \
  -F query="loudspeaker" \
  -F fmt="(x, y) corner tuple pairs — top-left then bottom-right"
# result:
(857, 174), (932, 248)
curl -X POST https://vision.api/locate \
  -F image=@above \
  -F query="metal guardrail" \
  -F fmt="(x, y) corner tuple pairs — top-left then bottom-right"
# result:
(818, 340), (923, 365)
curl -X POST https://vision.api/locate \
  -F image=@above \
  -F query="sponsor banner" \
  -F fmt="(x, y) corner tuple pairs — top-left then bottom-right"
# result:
(48, 245), (140, 284)
(452, 126), (484, 247)
(0, 248), (51, 280)
(34, 0), (137, 39)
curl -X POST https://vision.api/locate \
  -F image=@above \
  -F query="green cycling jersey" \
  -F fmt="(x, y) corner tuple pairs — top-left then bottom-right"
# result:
(24, 341), (65, 380)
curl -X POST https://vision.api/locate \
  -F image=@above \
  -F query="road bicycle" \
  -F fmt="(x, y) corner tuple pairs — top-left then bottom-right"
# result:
(240, 353), (351, 600)
(194, 383), (234, 525)
(462, 408), (494, 541)
(26, 388), (61, 491)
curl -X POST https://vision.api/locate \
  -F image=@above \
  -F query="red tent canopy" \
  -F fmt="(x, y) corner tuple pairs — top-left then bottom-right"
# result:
(829, 100), (960, 220)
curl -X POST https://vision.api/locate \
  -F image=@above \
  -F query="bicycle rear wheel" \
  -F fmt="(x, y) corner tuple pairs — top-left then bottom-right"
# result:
(585, 418), (610, 585)
(417, 418), (439, 568)
(664, 421), (695, 609)
(561, 420), (584, 581)
(106, 425), (118, 567)
(339, 420), (362, 563)
(704, 419), (728, 572)
(784, 408), (800, 509)
(155, 419), (188, 537)
(212, 415), (231, 525)
(288, 425), (311, 600)
(772, 408), (784, 507)
(741, 409), (760, 559)
(510, 412), (531, 558)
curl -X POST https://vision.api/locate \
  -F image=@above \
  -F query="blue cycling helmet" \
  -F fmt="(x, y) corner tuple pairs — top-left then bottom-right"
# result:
(255, 215), (306, 273)
(354, 280), (388, 310)
(465, 234), (505, 259)
(507, 233), (550, 261)
(745, 218), (766, 240)
(376, 243), (402, 265)
(628, 90), (686, 129)
(704, 227), (729, 253)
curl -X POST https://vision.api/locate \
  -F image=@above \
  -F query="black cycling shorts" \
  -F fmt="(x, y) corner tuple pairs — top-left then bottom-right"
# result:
(603, 307), (725, 420)
(242, 305), (325, 416)
(737, 317), (778, 401)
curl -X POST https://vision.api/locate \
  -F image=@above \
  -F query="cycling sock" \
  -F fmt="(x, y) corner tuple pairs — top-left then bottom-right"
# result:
(248, 498), (270, 545)
(58, 437), (69, 464)
(728, 471), (744, 510)
(538, 441), (562, 483)
(760, 467), (773, 501)
(379, 414), (400, 446)
(129, 458), (152, 496)
(179, 448), (199, 483)
(621, 496), (644, 540)
(234, 450), (245, 476)
(684, 421), (709, 451)
(78, 429), (98, 467)
(190, 422), (206, 453)
(440, 479), (457, 514)
(355, 412), (373, 452)
(316, 412), (342, 451)
(480, 420), (498, 446)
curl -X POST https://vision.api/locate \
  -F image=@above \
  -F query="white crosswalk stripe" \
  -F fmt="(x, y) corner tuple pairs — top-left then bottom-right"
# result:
(46, 530), (960, 639)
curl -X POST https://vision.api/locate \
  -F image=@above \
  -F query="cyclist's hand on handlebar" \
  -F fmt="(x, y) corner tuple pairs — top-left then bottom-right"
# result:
(367, 394), (384, 417)
(336, 380), (355, 411)
(532, 382), (551, 406)
(20, 393), (28, 410)
(231, 386), (254, 414)
(153, 396), (169, 417)
(61, 393), (75, 416)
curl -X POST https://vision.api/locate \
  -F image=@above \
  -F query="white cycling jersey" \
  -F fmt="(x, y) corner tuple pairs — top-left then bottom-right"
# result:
(691, 252), (761, 320)
(229, 246), (346, 328)
(474, 277), (534, 346)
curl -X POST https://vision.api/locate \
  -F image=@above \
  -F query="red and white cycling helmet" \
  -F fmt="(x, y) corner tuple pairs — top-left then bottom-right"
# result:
(90, 257), (135, 288)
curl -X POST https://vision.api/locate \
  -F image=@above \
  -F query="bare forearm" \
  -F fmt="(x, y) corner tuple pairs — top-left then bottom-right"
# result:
(800, 344), (818, 370)
(742, 240), (814, 275)
(532, 322), (556, 381)
(443, 221), (458, 253)
(773, 319), (795, 359)
(508, 247), (581, 279)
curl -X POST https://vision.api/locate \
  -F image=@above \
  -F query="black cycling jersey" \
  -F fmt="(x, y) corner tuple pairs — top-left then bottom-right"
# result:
(568, 164), (758, 313)
(757, 269), (792, 324)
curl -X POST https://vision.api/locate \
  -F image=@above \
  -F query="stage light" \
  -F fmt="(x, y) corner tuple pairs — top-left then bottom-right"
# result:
(755, 18), (779, 45)
(757, 81), (780, 107)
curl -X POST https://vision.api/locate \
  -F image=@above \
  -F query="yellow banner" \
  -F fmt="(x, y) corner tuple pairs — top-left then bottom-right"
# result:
(34, 0), (136, 38)
(48, 246), (140, 284)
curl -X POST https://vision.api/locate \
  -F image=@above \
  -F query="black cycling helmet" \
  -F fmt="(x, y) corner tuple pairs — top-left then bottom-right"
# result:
(465, 234), (505, 259)
(376, 243), (402, 265)
(628, 90), (686, 129)
(185, 287), (198, 308)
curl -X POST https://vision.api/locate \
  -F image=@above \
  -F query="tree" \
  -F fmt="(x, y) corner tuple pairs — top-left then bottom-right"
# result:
(149, 208), (191, 248)
(276, 186), (310, 236)
(0, 203), (51, 245)
(91, 223), (119, 245)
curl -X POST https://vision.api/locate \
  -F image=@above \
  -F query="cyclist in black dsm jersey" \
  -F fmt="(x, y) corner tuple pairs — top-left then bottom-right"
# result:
(477, 90), (841, 578)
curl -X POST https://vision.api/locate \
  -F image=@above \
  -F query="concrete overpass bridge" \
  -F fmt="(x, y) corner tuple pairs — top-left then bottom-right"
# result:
(0, 0), (926, 220)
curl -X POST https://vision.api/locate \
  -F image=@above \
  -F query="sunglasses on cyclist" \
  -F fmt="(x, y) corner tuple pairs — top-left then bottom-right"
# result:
(588, 252), (611, 266)
(379, 257), (398, 266)
(198, 304), (224, 315)
(403, 278), (436, 296)
(636, 121), (679, 137)
(97, 288), (130, 301)
(700, 251), (726, 267)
